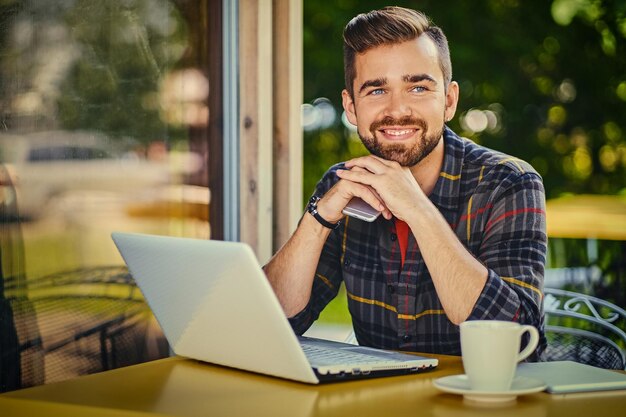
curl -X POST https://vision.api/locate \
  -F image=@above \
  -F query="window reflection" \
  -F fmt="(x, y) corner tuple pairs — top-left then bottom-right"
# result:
(0, 0), (213, 390)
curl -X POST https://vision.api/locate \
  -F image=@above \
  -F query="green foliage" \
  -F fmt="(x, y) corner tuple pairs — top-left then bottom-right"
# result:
(0, 0), (189, 144)
(303, 0), (626, 200)
(56, 0), (189, 143)
(548, 238), (626, 307)
(317, 284), (352, 325)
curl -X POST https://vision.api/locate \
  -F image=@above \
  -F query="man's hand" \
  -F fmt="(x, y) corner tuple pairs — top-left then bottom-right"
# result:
(316, 166), (393, 223)
(336, 155), (426, 222)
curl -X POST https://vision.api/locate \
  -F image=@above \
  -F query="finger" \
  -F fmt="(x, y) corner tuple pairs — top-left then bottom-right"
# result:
(352, 183), (387, 213)
(367, 185), (392, 220)
(344, 155), (390, 174)
(336, 179), (387, 212)
(336, 168), (377, 187)
(368, 154), (397, 167)
(360, 184), (382, 204)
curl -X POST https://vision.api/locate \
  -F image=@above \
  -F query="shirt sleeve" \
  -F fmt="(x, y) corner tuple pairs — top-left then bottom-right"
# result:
(288, 164), (346, 335)
(468, 171), (547, 331)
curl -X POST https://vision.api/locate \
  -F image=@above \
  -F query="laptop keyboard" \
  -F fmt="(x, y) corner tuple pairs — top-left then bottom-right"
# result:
(298, 336), (438, 378)
(301, 343), (386, 365)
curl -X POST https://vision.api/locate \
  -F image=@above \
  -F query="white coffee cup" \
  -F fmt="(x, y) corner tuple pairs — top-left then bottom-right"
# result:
(460, 320), (539, 391)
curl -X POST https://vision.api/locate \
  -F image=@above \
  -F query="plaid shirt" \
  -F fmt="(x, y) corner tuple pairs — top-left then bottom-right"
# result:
(290, 127), (547, 359)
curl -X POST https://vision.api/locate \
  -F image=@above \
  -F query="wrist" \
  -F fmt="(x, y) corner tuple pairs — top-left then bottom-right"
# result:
(406, 198), (441, 232)
(307, 195), (341, 230)
(303, 211), (334, 238)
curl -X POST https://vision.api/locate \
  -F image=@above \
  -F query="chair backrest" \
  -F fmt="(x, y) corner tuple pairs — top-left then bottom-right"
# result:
(0, 266), (169, 392)
(1, 163), (170, 393)
(1, 163), (40, 392)
(543, 288), (626, 370)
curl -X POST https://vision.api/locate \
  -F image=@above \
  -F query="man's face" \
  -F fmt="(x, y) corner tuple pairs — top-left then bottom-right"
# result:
(342, 35), (458, 167)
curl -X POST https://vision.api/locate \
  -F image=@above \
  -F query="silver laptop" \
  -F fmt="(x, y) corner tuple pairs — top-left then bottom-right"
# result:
(111, 232), (437, 384)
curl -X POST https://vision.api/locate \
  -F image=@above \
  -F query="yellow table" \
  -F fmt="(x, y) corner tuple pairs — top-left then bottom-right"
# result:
(546, 194), (626, 240)
(1, 355), (626, 417)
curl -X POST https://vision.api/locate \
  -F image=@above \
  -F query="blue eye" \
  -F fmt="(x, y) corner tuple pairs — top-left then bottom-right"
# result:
(370, 89), (384, 95)
(411, 86), (426, 93)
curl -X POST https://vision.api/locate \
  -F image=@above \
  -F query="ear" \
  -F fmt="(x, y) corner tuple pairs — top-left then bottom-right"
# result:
(444, 81), (459, 122)
(341, 89), (358, 126)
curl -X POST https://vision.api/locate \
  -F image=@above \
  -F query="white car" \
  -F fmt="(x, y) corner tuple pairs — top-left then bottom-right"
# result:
(0, 131), (173, 220)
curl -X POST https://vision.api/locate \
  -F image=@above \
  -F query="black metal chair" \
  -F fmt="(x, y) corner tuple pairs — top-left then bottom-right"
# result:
(543, 288), (626, 370)
(1, 163), (40, 392)
(5, 266), (170, 388)
(1, 163), (169, 392)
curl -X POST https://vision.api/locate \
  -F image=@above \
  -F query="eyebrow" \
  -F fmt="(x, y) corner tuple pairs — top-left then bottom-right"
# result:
(358, 77), (387, 95)
(358, 74), (438, 95)
(403, 73), (437, 84)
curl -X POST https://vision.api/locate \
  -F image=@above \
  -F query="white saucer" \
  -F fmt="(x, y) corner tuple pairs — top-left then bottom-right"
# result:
(432, 374), (547, 403)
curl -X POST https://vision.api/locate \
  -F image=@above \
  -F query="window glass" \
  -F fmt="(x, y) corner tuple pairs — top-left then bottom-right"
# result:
(0, 0), (215, 390)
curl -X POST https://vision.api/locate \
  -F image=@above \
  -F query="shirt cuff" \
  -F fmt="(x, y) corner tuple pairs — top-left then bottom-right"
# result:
(287, 303), (315, 335)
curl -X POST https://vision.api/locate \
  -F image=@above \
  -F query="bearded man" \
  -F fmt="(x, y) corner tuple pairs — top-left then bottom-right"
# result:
(264, 6), (547, 360)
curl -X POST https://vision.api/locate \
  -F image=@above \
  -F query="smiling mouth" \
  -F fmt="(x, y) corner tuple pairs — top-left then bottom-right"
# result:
(382, 128), (415, 135)
(378, 128), (418, 140)
(370, 116), (428, 140)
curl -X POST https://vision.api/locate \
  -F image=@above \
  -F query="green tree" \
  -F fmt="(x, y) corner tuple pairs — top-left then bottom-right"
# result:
(0, 0), (189, 144)
(57, 0), (189, 143)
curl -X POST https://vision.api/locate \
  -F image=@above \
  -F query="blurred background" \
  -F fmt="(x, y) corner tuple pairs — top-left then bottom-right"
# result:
(0, 0), (211, 391)
(0, 0), (624, 391)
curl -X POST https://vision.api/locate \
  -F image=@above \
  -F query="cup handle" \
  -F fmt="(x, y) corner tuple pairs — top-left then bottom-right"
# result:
(517, 325), (539, 362)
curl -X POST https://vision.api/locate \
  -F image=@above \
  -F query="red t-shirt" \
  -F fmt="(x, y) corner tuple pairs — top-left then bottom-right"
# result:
(395, 219), (410, 268)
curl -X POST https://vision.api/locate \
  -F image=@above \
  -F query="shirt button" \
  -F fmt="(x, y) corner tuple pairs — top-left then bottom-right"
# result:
(387, 284), (395, 294)
(343, 259), (351, 267)
(402, 334), (412, 343)
(390, 233), (397, 241)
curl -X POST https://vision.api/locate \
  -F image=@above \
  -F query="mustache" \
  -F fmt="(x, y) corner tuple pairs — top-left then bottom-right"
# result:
(369, 116), (427, 134)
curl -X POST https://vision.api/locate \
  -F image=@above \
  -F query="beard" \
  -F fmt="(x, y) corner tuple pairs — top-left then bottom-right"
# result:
(358, 115), (444, 167)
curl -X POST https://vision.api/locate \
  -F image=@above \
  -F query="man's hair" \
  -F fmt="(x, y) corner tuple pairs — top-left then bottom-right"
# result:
(343, 6), (452, 98)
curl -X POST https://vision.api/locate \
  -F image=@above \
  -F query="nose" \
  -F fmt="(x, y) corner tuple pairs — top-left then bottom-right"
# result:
(383, 92), (413, 119)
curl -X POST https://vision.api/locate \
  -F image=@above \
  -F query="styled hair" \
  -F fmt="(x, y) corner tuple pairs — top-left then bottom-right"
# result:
(343, 6), (452, 98)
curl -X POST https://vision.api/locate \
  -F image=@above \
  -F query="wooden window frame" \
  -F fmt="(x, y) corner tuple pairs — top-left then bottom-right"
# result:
(237, 0), (302, 262)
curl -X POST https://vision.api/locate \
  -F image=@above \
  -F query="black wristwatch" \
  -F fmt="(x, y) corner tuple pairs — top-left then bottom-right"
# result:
(307, 195), (341, 229)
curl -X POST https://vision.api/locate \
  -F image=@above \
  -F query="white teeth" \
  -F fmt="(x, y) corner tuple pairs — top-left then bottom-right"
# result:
(384, 129), (412, 136)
